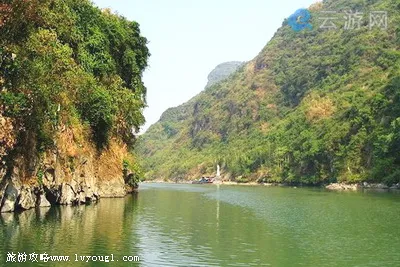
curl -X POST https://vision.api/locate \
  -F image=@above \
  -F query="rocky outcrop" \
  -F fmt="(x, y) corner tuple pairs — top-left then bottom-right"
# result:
(326, 183), (359, 191)
(0, 157), (126, 213)
(18, 186), (36, 210)
(361, 182), (390, 189)
(0, 127), (133, 213)
(326, 182), (400, 191)
(205, 61), (244, 88)
(38, 193), (51, 207)
(98, 180), (126, 198)
(1, 182), (20, 212)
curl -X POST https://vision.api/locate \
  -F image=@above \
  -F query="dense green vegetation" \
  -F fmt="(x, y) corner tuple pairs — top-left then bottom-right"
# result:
(0, 0), (149, 151)
(137, 0), (400, 185)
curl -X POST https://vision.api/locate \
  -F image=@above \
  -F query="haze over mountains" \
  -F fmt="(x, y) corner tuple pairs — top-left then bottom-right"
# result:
(137, 0), (400, 185)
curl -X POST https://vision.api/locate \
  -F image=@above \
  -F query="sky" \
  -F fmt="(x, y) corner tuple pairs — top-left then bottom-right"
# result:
(91, 0), (317, 132)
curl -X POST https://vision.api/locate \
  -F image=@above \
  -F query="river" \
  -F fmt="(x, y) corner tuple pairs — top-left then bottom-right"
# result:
(1, 183), (400, 266)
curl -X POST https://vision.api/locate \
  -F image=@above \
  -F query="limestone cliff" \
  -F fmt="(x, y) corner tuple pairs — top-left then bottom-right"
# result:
(0, 0), (148, 213)
(0, 108), (133, 213)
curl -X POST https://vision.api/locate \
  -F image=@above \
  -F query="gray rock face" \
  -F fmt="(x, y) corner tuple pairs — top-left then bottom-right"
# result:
(326, 183), (358, 191)
(18, 187), (36, 210)
(59, 183), (76, 205)
(38, 194), (51, 207)
(1, 182), (20, 213)
(0, 148), (127, 213)
(97, 179), (126, 198)
(206, 61), (244, 88)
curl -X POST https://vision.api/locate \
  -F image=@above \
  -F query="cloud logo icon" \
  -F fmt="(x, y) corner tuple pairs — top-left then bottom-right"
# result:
(288, 9), (312, 32)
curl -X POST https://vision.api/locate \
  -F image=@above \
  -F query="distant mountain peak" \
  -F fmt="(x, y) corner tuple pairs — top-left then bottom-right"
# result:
(206, 61), (244, 88)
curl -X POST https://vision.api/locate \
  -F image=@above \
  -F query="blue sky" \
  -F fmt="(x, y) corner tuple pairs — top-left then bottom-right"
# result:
(91, 0), (317, 132)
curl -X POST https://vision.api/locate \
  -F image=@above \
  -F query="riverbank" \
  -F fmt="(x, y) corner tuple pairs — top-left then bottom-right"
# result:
(142, 180), (400, 191)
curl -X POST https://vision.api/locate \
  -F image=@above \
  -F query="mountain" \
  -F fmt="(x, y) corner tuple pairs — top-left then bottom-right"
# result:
(137, 0), (400, 185)
(0, 0), (149, 212)
(206, 61), (245, 88)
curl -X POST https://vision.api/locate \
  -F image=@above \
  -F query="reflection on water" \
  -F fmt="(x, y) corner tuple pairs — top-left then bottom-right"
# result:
(0, 194), (139, 267)
(1, 184), (400, 267)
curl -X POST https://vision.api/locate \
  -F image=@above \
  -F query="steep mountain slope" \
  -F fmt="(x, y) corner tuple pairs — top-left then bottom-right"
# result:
(0, 0), (149, 212)
(137, 0), (400, 185)
(206, 61), (244, 88)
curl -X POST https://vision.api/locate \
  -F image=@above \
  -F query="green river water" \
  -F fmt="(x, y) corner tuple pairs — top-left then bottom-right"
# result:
(1, 183), (400, 266)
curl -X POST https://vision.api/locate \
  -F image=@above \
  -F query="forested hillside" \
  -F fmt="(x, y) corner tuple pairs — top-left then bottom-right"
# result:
(137, 0), (400, 185)
(0, 0), (149, 212)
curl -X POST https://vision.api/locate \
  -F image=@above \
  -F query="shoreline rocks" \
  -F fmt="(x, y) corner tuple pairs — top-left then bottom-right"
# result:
(0, 179), (130, 213)
(0, 152), (132, 213)
(325, 182), (400, 191)
(325, 183), (359, 191)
